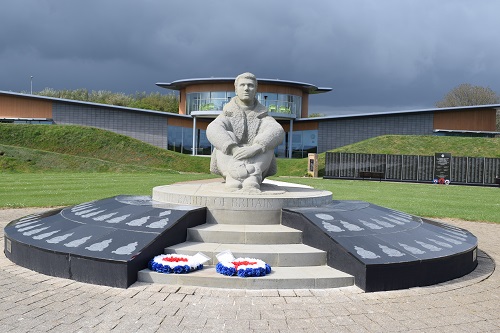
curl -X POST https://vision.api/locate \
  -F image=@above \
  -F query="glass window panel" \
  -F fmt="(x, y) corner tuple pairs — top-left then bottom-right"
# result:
(274, 135), (287, 158)
(211, 92), (225, 99)
(295, 96), (302, 117)
(291, 132), (302, 149)
(187, 93), (201, 114)
(210, 92), (225, 110)
(167, 125), (183, 152)
(198, 92), (211, 111)
(198, 130), (212, 155)
(302, 130), (318, 149)
(182, 127), (193, 154)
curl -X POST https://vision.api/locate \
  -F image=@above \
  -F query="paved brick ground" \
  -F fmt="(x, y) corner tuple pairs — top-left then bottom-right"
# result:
(1, 208), (499, 332)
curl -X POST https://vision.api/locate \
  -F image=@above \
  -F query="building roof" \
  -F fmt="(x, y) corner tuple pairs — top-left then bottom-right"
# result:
(156, 77), (332, 94)
(297, 104), (500, 122)
(2, 90), (498, 123)
(0, 90), (192, 119)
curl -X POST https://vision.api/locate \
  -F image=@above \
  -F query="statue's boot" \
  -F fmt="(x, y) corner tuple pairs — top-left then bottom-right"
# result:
(242, 175), (261, 193)
(224, 175), (242, 191)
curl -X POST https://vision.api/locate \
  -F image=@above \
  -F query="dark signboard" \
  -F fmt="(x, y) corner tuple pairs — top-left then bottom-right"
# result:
(434, 153), (452, 184)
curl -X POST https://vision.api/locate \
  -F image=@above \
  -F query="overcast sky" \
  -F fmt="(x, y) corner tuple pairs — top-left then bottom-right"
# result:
(1, 0), (499, 116)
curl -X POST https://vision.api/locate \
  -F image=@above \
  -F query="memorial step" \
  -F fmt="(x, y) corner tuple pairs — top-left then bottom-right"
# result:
(186, 224), (303, 244)
(164, 242), (327, 267)
(137, 265), (354, 289)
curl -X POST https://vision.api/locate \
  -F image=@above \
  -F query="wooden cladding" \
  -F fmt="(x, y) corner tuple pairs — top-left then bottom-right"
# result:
(0, 95), (52, 118)
(185, 83), (234, 94)
(168, 116), (210, 130)
(280, 120), (318, 132)
(433, 109), (497, 131)
(167, 117), (193, 127)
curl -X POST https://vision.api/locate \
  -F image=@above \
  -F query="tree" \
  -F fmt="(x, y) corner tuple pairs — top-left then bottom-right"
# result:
(436, 83), (500, 131)
(308, 113), (325, 118)
(35, 88), (179, 113)
(436, 83), (499, 108)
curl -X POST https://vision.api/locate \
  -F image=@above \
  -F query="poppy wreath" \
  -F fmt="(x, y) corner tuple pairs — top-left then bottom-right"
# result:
(148, 254), (204, 274)
(216, 257), (272, 277)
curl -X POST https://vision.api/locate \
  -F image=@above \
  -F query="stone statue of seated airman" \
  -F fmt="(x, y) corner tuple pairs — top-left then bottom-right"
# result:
(206, 72), (285, 193)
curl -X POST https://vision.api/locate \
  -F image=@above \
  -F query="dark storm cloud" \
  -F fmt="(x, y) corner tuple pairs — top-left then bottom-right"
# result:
(1, 0), (499, 115)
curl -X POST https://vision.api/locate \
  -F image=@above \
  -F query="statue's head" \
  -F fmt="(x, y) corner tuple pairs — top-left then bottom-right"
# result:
(234, 72), (257, 104)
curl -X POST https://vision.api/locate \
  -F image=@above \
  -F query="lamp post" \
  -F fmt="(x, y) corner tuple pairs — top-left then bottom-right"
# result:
(30, 76), (33, 94)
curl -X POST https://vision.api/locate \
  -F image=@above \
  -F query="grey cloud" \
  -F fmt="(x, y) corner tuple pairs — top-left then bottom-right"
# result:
(1, 0), (499, 114)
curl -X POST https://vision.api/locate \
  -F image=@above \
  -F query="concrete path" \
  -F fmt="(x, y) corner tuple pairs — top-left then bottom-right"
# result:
(1, 208), (499, 332)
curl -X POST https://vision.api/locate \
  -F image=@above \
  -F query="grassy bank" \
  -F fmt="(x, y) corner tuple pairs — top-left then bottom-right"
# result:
(0, 124), (210, 173)
(331, 135), (500, 158)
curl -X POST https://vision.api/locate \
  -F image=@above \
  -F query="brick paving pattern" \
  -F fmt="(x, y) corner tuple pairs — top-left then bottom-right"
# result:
(1, 208), (499, 332)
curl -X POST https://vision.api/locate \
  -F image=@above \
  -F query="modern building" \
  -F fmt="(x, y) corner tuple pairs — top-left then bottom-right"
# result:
(1, 76), (499, 158)
(156, 77), (331, 157)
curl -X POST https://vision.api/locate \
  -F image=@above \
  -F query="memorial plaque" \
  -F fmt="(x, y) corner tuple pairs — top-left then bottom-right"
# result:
(451, 157), (467, 183)
(357, 153), (371, 174)
(402, 155), (418, 180)
(434, 153), (451, 184)
(325, 152), (337, 177)
(340, 153), (356, 177)
(484, 158), (500, 184)
(467, 157), (483, 183)
(371, 154), (386, 173)
(385, 155), (402, 180)
(418, 156), (434, 181)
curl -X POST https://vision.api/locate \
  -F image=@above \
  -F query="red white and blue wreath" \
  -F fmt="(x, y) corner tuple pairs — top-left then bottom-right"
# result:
(216, 257), (272, 277)
(148, 254), (204, 274)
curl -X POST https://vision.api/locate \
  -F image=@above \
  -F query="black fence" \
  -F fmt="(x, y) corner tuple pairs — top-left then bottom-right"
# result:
(325, 152), (500, 185)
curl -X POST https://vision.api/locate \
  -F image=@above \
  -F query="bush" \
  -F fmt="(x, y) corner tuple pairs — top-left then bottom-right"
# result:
(36, 89), (179, 113)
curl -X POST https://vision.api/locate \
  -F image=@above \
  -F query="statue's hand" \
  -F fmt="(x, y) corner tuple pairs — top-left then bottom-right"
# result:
(232, 145), (262, 160)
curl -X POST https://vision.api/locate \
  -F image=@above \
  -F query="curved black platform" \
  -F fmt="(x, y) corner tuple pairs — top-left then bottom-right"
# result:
(4, 195), (478, 291)
(4, 196), (205, 288)
(283, 201), (478, 292)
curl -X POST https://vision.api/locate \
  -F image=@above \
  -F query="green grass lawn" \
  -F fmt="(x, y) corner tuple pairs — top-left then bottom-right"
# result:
(273, 177), (500, 223)
(1, 172), (498, 223)
(0, 173), (216, 208)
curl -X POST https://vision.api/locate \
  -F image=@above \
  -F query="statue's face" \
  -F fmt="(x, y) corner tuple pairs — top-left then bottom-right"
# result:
(235, 78), (256, 103)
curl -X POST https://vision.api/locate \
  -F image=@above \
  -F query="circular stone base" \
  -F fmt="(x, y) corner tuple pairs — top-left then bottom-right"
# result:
(152, 180), (333, 224)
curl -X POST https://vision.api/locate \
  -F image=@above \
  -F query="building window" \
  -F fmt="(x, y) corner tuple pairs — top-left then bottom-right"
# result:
(186, 91), (302, 117)
(274, 129), (318, 158)
(167, 125), (212, 155)
(167, 126), (317, 158)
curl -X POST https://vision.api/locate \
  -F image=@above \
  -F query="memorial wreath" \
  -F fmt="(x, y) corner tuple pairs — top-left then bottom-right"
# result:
(148, 254), (204, 274)
(216, 257), (272, 277)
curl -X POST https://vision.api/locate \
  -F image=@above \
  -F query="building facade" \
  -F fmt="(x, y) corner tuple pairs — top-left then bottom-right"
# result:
(0, 76), (498, 158)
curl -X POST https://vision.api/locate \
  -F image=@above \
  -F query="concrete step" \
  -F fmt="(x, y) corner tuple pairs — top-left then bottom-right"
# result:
(164, 242), (327, 267)
(207, 209), (282, 225)
(137, 265), (354, 289)
(186, 224), (303, 244)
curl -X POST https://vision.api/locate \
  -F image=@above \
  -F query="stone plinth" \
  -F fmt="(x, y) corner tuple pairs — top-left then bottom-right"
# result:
(152, 180), (333, 224)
